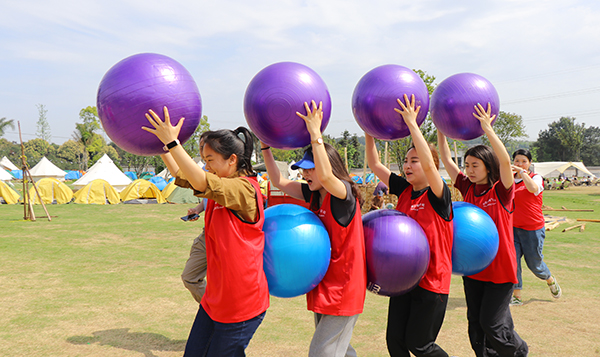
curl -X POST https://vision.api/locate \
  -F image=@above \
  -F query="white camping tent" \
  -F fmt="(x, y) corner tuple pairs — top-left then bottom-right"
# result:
(0, 168), (13, 181)
(0, 156), (19, 171)
(29, 157), (66, 182)
(73, 154), (132, 192)
(532, 161), (596, 178)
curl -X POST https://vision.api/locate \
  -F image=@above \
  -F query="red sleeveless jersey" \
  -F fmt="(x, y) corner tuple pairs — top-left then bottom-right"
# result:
(306, 192), (367, 316)
(396, 188), (453, 294)
(513, 172), (545, 230)
(202, 178), (270, 323)
(456, 173), (518, 284)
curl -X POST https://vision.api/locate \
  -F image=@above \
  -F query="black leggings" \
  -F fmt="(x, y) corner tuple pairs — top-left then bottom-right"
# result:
(463, 277), (528, 357)
(386, 286), (449, 357)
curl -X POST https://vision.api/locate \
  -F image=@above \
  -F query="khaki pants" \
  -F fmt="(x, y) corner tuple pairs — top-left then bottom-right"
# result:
(181, 230), (207, 304)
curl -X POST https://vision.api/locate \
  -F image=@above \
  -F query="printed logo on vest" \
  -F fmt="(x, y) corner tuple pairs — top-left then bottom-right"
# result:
(410, 202), (426, 212)
(482, 197), (497, 208)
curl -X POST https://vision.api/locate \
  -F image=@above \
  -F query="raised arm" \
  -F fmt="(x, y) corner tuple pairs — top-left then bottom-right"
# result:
(260, 143), (304, 200)
(437, 130), (460, 183)
(298, 101), (347, 200)
(364, 133), (391, 187)
(395, 94), (445, 198)
(160, 152), (180, 178)
(142, 107), (208, 192)
(474, 103), (513, 189)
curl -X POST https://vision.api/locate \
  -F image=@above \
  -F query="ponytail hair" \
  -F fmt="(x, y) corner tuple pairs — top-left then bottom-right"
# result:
(202, 126), (255, 176)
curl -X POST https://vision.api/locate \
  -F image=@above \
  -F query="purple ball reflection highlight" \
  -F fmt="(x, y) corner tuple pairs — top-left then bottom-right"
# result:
(431, 73), (499, 141)
(244, 62), (331, 150)
(352, 65), (429, 140)
(363, 209), (430, 296)
(97, 53), (202, 156)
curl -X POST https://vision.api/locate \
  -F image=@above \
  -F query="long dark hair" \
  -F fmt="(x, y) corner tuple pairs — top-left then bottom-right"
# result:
(202, 126), (255, 176)
(464, 145), (500, 185)
(307, 143), (364, 211)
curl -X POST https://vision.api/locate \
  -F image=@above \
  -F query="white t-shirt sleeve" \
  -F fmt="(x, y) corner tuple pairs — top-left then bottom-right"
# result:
(532, 174), (544, 196)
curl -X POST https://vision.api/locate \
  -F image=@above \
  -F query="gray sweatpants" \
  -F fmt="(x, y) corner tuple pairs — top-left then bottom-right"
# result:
(309, 313), (359, 357)
(181, 230), (207, 304)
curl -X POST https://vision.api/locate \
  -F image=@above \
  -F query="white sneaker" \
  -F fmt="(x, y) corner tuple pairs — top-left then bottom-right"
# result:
(548, 276), (562, 299)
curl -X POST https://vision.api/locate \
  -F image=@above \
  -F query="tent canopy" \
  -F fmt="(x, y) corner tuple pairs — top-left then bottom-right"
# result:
(0, 181), (20, 204)
(120, 179), (166, 203)
(27, 178), (73, 204)
(29, 157), (66, 182)
(0, 168), (13, 181)
(0, 156), (19, 171)
(73, 154), (132, 192)
(74, 179), (121, 204)
(532, 161), (596, 178)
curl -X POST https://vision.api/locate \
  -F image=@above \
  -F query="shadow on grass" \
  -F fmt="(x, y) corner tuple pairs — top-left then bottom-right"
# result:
(67, 328), (186, 357)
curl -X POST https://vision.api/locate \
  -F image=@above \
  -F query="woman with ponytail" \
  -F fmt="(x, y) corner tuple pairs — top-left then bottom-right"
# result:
(143, 107), (269, 357)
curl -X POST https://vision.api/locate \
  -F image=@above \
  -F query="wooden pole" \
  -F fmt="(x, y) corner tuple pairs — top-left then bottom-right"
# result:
(18, 121), (51, 221)
(576, 219), (600, 223)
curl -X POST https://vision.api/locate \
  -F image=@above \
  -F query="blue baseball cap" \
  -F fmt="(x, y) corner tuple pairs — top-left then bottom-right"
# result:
(291, 151), (315, 170)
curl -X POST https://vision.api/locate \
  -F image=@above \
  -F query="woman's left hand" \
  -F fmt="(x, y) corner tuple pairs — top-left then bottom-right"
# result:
(473, 102), (496, 131)
(142, 106), (185, 144)
(296, 100), (323, 138)
(394, 94), (421, 127)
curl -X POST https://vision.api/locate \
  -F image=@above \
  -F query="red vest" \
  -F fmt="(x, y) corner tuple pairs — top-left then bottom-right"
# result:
(396, 188), (453, 294)
(513, 173), (545, 230)
(306, 193), (367, 316)
(460, 179), (518, 284)
(202, 178), (270, 323)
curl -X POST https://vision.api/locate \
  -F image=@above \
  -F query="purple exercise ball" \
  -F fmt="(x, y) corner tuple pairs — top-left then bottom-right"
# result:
(243, 62), (331, 150)
(97, 53), (202, 156)
(430, 73), (499, 141)
(352, 65), (429, 140)
(363, 209), (430, 297)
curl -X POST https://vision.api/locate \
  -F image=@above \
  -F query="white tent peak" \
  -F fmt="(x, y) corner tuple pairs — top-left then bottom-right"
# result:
(29, 157), (66, 182)
(0, 156), (19, 171)
(73, 154), (132, 192)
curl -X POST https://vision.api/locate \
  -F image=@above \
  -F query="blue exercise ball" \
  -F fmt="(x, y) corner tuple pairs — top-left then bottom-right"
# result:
(452, 202), (499, 276)
(363, 209), (430, 296)
(263, 204), (331, 298)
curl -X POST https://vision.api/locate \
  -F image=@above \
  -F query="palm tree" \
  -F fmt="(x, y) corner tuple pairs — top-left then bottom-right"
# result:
(0, 117), (15, 137)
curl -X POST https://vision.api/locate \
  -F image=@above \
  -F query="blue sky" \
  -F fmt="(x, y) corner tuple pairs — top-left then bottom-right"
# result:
(1, 0), (600, 146)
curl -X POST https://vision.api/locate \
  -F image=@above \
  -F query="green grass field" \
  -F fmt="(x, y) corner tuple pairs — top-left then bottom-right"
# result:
(1, 186), (599, 356)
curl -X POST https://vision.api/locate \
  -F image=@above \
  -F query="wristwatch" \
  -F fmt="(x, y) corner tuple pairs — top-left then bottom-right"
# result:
(163, 139), (180, 152)
(311, 137), (323, 145)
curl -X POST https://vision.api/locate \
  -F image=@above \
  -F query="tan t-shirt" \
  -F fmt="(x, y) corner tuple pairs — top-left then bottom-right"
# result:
(175, 170), (258, 222)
